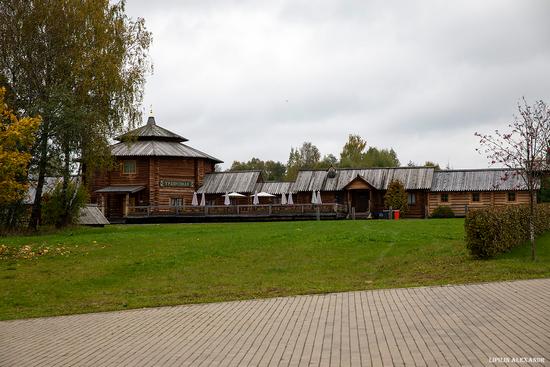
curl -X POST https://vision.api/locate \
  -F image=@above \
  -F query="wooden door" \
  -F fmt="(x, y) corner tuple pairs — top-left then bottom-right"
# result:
(352, 191), (370, 212)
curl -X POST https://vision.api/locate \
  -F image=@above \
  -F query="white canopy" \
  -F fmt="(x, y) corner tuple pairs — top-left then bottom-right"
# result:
(316, 190), (322, 204)
(281, 193), (287, 205)
(200, 193), (206, 206)
(287, 192), (294, 205)
(252, 191), (259, 205)
(224, 192), (246, 197)
(191, 192), (198, 206)
(224, 192), (230, 206)
(311, 190), (317, 204)
(257, 192), (275, 197)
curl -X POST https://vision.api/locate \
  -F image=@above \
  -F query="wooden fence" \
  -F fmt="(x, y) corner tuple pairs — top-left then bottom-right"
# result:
(127, 203), (348, 218)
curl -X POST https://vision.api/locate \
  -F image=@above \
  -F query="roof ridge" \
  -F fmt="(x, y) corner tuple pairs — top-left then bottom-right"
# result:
(297, 166), (435, 172)
(435, 168), (523, 172)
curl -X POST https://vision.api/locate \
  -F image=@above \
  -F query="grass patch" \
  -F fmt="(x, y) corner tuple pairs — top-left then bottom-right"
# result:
(1, 219), (549, 320)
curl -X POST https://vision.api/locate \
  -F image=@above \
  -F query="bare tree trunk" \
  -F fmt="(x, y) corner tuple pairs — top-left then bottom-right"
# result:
(58, 143), (71, 228)
(529, 189), (536, 261)
(28, 127), (49, 230)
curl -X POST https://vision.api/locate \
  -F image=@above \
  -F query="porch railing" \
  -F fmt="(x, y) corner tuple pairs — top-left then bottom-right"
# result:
(126, 203), (348, 218)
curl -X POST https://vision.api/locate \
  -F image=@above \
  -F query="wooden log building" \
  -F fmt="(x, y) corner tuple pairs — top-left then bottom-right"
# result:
(89, 115), (222, 219)
(90, 115), (539, 220)
(428, 169), (533, 216)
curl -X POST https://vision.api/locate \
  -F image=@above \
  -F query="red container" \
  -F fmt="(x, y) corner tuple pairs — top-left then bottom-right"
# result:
(394, 210), (400, 220)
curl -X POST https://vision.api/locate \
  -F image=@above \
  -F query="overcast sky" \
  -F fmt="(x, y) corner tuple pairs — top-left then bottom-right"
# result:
(125, 0), (550, 169)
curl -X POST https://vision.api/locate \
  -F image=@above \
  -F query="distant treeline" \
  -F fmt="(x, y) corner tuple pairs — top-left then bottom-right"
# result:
(229, 134), (440, 181)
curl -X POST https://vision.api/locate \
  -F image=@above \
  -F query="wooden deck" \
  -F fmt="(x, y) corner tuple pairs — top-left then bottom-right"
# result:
(123, 203), (349, 223)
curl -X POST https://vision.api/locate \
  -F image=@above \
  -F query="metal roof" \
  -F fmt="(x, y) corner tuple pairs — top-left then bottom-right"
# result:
(115, 116), (187, 142)
(110, 140), (223, 163)
(78, 205), (110, 225)
(254, 181), (294, 194)
(430, 169), (537, 192)
(197, 171), (262, 194)
(25, 176), (78, 204)
(95, 185), (146, 194)
(291, 167), (435, 192)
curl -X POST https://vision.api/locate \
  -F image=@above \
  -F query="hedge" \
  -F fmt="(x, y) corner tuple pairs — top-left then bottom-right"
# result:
(464, 203), (550, 259)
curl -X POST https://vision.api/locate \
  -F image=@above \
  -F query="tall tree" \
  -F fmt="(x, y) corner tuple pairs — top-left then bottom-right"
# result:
(340, 134), (367, 167)
(475, 99), (550, 260)
(286, 142), (322, 180)
(0, 88), (41, 205)
(317, 154), (338, 169)
(0, 0), (152, 228)
(230, 158), (286, 181)
(424, 161), (441, 170)
(363, 147), (400, 167)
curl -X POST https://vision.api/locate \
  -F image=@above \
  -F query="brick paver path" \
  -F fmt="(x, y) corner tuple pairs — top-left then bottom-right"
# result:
(1, 279), (549, 366)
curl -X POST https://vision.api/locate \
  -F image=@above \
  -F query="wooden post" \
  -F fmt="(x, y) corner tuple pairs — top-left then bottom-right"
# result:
(316, 207), (320, 221)
(124, 193), (129, 217)
(368, 190), (372, 213)
(351, 207), (355, 220)
(100, 194), (105, 214)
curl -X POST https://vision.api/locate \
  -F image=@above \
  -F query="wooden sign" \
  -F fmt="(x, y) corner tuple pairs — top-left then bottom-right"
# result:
(160, 179), (194, 188)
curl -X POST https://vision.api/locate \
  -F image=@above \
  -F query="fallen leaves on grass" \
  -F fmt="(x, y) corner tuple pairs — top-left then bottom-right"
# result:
(0, 244), (70, 260)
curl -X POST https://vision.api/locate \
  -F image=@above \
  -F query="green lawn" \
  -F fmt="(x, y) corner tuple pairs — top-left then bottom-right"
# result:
(1, 219), (549, 320)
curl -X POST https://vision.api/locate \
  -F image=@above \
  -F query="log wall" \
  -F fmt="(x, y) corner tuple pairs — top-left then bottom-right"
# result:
(90, 156), (217, 217)
(427, 191), (533, 217)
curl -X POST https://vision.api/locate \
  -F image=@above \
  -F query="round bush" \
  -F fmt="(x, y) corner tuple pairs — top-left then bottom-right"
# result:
(431, 206), (455, 218)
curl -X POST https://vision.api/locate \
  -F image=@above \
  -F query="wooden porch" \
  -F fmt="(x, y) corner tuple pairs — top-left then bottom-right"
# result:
(122, 203), (349, 222)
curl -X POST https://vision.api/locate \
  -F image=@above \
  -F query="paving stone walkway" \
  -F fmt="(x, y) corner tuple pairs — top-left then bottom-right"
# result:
(1, 279), (549, 366)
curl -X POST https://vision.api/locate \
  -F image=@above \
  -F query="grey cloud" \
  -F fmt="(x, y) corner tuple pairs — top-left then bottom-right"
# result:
(124, 0), (550, 169)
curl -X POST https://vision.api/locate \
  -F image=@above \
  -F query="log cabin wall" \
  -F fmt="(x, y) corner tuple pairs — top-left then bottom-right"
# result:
(89, 158), (151, 204)
(156, 157), (197, 206)
(405, 191), (428, 218)
(427, 191), (532, 217)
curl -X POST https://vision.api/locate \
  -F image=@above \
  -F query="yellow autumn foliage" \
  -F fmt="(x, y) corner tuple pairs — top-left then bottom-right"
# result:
(0, 87), (41, 205)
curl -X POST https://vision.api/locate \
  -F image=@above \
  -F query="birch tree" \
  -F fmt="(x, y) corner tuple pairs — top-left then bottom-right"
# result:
(475, 99), (550, 260)
(0, 0), (152, 228)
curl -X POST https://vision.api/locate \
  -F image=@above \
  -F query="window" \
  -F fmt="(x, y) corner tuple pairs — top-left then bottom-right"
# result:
(472, 192), (480, 202)
(122, 160), (136, 174)
(170, 198), (184, 207)
(440, 193), (449, 202)
(508, 192), (516, 202)
(407, 193), (416, 205)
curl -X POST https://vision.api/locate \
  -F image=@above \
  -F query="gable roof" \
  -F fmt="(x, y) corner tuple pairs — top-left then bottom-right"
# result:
(197, 171), (262, 194)
(342, 175), (377, 190)
(115, 116), (187, 142)
(291, 167), (435, 192)
(430, 169), (537, 192)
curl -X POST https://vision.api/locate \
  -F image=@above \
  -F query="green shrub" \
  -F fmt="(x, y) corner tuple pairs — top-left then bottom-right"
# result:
(431, 206), (455, 218)
(42, 181), (88, 227)
(465, 203), (550, 259)
(384, 180), (408, 213)
(0, 201), (30, 233)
